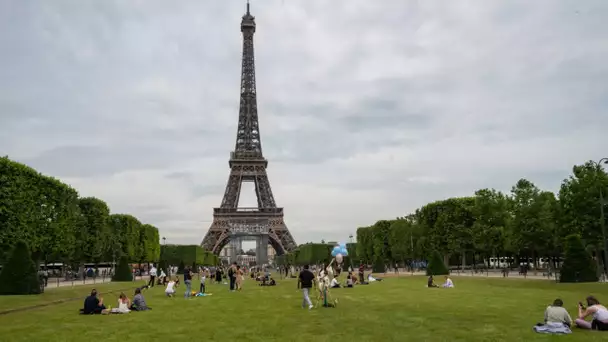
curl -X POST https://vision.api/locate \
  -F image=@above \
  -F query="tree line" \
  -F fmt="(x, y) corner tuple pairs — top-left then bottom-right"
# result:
(275, 242), (358, 268)
(0, 156), (161, 267)
(355, 160), (608, 278)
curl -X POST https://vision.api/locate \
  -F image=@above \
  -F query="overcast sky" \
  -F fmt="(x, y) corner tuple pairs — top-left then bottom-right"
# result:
(1, 0), (607, 246)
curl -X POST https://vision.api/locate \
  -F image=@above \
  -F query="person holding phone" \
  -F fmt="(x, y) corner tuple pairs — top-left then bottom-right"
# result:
(575, 296), (608, 331)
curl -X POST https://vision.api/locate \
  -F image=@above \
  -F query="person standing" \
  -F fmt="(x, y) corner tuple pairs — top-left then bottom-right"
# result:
(228, 263), (237, 291)
(148, 264), (157, 287)
(298, 264), (316, 310)
(358, 263), (365, 284)
(184, 267), (193, 299)
(199, 268), (207, 294)
(236, 265), (243, 291)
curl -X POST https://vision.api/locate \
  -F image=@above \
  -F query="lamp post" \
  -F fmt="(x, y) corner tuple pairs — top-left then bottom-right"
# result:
(595, 158), (608, 279)
(161, 237), (167, 276)
(349, 234), (353, 243)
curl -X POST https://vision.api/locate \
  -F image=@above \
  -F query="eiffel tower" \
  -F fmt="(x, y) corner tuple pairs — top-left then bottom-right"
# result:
(201, 2), (297, 265)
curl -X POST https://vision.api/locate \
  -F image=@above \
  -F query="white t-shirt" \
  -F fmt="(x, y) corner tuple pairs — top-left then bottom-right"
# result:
(150, 267), (157, 277)
(444, 278), (454, 288)
(330, 278), (339, 287)
(165, 281), (175, 293)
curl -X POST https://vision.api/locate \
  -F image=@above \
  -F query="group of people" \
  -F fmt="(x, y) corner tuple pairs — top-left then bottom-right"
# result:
(427, 275), (454, 288)
(81, 288), (150, 315)
(536, 296), (608, 333)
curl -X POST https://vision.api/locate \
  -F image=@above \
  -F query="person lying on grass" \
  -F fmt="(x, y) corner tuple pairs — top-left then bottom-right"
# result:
(575, 296), (608, 331)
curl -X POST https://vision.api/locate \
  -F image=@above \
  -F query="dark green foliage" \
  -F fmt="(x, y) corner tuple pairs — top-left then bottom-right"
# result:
(426, 250), (448, 276)
(372, 258), (385, 273)
(138, 224), (161, 263)
(177, 261), (185, 275)
(112, 256), (133, 282)
(560, 234), (598, 283)
(0, 157), (79, 264)
(162, 245), (207, 266)
(109, 214), (141, 262)
(0, 241), (41, 295)
(0, 157), (160, 266)
(293, 243), (332, 265)
(76, 197), (110, 264)
(158, 259), (168, 276)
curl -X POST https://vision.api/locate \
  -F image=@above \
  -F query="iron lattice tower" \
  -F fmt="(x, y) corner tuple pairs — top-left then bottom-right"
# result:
(201, 2), (297, 264)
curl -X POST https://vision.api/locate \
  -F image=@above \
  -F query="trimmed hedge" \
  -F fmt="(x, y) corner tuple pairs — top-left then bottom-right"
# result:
(161, 245), (210, 266)
(0, 241), (42, 295)
(426, 250), (448, 276)
(112, 256), (133, 281)
(560, 234), (597, 283)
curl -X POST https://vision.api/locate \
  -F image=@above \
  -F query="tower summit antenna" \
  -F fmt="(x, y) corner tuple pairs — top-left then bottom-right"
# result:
(247, 0), (250, 14)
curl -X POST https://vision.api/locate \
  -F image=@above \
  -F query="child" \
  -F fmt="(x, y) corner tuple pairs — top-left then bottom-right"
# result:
(199, 270), (206, 294)
(165, 278), (177, 297)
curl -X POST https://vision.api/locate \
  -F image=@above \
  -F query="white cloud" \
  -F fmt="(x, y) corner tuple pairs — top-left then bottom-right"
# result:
(1, 0), (607, 246)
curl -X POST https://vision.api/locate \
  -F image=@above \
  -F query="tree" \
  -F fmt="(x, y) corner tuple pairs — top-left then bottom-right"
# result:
(559, 161), (608, 273)
(510, 179), (552, 267)
(472, 189), (510, 268)
(372, 220), (393, 266)
(112, 256), (133, 282)
(389, 219), (412, 266)
(76, 197), (111, 265)
(0, 157), (79, 265)
(0, 241), (41, 295)
(109, 214), (141, 262)
(560, 234), (597, 283)
(426, 250), (448, 276)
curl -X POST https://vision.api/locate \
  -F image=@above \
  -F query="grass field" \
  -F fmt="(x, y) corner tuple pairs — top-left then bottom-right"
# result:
(0, 275), (607, 341)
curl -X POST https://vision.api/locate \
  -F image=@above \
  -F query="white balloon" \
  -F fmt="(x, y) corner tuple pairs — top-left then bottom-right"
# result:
(335, 253), (343, 264)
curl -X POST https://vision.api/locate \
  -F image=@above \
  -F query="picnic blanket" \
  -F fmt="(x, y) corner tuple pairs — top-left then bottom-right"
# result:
(533, 322), (571, 334)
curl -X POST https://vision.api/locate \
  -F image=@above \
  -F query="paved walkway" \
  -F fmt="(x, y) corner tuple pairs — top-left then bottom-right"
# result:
(378, 270), (608, 282)
(43, 276), (150, 289)
(376, 270), (554, 280)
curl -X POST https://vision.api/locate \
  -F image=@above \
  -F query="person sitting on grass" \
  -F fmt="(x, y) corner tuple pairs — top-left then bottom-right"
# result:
(427, 275), (438, 288)
(165, 278), (177, 297)
(82, 289), (109, 315)
(575, 296), (608, 331)
(345, 272), (354, 288)
(130, 288), (151, 311)
(330, 277), (341, 288)
(442, 276), (454, 288)
(113, 293), (131, 314)
(541, 299), (572, 327)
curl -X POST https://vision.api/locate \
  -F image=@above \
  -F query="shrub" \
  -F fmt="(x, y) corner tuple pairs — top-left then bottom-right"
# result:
(560, 234), (597, 283)
(371, 258), (385, 273)
(112, 256), (133, 282)
(426, 250), (449, 276)
(0, 241), (41, 295)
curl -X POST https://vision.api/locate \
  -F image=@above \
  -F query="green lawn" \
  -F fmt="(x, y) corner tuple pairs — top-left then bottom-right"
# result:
(0, 276), (607, 341)
(0, 282), (144, 312)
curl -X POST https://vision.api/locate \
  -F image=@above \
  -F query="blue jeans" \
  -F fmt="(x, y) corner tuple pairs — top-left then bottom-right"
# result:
(184, 280), (192, 298)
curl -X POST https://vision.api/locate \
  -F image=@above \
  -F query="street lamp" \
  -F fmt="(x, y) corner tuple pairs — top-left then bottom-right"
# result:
(162, 237), (166, 245)
(349, 234), (353, 243)
(594, 158), (608, 279)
